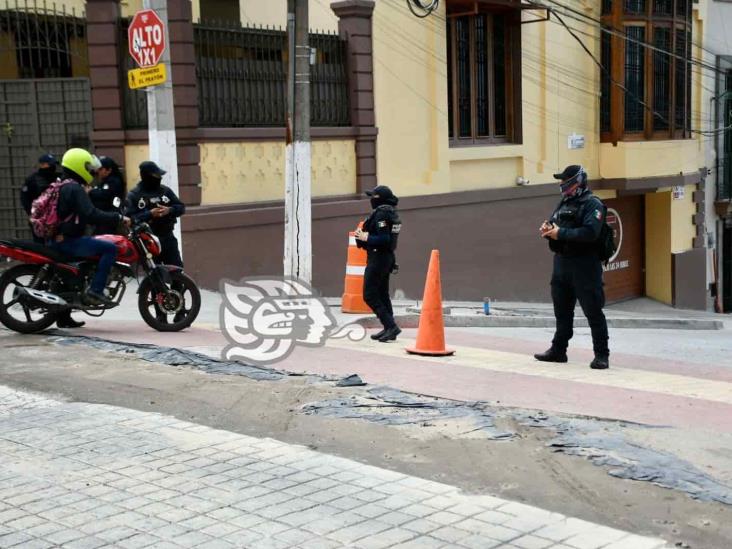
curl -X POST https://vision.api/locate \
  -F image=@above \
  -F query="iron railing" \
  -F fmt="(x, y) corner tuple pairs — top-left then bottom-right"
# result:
(0, 0), (86, 79)
(120, 19), (350, 129)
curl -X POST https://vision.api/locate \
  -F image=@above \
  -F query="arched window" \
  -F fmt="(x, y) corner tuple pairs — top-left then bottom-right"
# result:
(600, 0), (692, 141)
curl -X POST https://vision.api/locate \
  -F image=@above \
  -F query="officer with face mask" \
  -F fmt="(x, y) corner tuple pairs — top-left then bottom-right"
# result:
(20, 154), (59, 222)
(124, 161), (185, 267)
(355, 185), (402, 342)
(536, 165), (609, 370)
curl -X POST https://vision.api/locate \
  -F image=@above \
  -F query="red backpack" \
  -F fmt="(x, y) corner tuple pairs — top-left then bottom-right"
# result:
(30, 179), (76, 240)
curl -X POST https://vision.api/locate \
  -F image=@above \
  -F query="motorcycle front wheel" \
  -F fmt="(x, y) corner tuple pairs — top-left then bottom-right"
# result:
(0, 264), (58, 334)
(138, 270), (201, 332)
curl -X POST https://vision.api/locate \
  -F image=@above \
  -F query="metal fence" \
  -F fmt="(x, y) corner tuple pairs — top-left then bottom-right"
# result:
(120, 20), (350, 129)
(0, 0), (87, 79)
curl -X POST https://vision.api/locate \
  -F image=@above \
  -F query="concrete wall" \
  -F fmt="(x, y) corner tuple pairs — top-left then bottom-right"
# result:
(199, 139), (356, 204)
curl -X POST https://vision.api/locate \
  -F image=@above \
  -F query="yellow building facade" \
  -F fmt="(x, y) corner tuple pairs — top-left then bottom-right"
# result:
(177, 0), (707, 306)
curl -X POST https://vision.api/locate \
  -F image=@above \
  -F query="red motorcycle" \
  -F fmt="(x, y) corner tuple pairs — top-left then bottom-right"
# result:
(0, 223), (201, 333)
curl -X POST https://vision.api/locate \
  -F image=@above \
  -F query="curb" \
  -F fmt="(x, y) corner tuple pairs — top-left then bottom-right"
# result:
(355, 314), (723, 331)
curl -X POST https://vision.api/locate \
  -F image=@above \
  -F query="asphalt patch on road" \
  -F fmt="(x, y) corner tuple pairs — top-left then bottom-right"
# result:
(52, 334), (286, 381)
(518, 412), (732, 506)
(302, 387), (517, 441)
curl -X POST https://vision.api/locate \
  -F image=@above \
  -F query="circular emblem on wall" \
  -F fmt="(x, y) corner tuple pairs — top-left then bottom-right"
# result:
(606, 207), (623, 263)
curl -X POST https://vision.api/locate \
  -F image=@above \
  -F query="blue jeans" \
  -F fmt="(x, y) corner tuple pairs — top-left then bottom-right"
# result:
(51, 237), (117, 294)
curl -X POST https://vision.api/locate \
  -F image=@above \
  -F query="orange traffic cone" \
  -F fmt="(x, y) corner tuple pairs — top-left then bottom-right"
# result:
(406, 250), (454, 356)
(341, 221), (372, 313)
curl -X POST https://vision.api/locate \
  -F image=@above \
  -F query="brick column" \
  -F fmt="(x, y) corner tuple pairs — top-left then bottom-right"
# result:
(86, 0), (125, 163)
(168, 0), (201, 206)
(331, 0), (377, 193)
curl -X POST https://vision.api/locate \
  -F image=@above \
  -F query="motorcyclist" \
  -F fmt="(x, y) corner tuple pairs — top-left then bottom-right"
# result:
(49, 148), (131, 306)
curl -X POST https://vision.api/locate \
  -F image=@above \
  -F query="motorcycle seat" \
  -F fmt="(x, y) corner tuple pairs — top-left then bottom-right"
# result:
(0, 239), (78, 264)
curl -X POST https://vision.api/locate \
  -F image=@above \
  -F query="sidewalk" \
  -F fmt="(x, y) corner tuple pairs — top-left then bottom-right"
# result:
(0, 384), (669, 549)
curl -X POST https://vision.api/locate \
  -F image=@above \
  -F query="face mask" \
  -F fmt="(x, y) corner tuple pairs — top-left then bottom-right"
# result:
(141, 174), (161, 191)
(39, 167), (56, 181)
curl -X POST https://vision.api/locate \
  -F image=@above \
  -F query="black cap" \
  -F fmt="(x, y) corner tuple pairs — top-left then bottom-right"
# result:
(139, 160), (166, 177)
(100, 156), (118, 169)
(553, 165), (583, 181)
(38, 154), (57, 166)
(365, 185), (394, 199)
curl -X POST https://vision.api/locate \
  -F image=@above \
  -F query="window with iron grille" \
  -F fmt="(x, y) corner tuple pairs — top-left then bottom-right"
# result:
(119, 19), (350, 129)
(446, 7), (521, 145)
(600, 0), (692, 141)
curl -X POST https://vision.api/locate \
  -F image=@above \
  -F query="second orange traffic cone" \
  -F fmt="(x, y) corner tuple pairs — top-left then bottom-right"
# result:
(406, 250), (454, 356)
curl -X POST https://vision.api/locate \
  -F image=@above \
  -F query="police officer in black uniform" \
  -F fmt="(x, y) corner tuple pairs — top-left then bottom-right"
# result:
(355, 185), (402, 342)
(20, 154), (59, 221)
(20, 153), (85, 328)
(89, 156), (126, 235)
(535, 165), (610, 370)
(124, 161), (185, 267)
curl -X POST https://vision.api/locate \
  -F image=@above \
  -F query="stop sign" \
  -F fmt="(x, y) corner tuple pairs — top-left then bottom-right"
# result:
(128, 9), (166, 68)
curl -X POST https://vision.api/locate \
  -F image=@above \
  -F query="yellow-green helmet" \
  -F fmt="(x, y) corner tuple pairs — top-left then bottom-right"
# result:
(61, 148), (101, 185)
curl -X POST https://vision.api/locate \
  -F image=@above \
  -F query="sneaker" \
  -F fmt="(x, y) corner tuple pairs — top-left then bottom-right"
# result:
(378, 326), (402, 342)
(370, 329), (387, 341)
(590, 356), (609, 369)
(534, 348), (568, 363)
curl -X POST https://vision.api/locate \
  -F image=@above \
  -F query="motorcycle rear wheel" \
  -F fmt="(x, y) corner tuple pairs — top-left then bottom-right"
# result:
(0, 264), (58, 334)
(138, 270), (201, 332)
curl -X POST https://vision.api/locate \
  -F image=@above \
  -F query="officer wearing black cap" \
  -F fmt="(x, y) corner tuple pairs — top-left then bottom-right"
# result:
(124, 161), (185, 267)
(536, 165), (610, 370)
(355, 185), (402, 342)
(20, 154), (59, 222)
(89, 156), (126, 235)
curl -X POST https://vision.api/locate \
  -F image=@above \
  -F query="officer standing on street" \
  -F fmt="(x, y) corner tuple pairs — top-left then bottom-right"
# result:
(355, 185), (402, 342)
(89, 156), (126, 235)
(535, 165), (610, 370)
(20, 154), (59, 218)
(124, 161), (185, 267)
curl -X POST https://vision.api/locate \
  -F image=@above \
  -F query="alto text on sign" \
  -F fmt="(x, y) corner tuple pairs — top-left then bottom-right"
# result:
(128, 63), (167, 89)
(128, 9), (166, 68)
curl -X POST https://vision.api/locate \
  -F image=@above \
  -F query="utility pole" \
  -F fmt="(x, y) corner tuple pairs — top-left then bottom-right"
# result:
(143, 0), (182, 255)
(284, 0), (312, 283)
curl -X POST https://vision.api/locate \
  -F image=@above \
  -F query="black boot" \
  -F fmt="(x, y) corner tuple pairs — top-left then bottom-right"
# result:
(84, 290), (113, 307)
(378, 326), (402, 342)
(57, 313), (85, 329)
(370, 329), (387, 340)
(590, 356), (609, 370)
(534, 348), (568, 363)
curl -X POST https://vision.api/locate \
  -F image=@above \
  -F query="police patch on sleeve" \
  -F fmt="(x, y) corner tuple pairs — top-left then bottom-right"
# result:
(377, 220), (387, 228)
(162, 195), (170, 204)
(594, 209), (603, 221)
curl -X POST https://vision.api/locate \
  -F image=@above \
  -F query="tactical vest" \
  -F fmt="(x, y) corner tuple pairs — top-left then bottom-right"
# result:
(548, 193), (601, 257)
(364, 205), (401, 252)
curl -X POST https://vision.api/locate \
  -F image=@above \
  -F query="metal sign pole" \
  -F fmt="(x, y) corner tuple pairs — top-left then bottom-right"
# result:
(142, 0), (182, 256)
